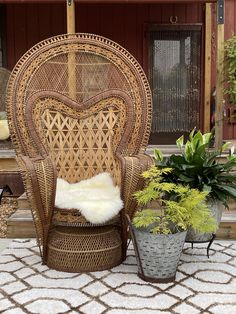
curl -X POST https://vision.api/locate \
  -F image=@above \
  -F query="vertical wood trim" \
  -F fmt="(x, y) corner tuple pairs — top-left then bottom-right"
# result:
(67, 0), (75, 33)
(204, 3), (212, 132)
(215, 22), (224, 148)
(67, 0), (76, 99)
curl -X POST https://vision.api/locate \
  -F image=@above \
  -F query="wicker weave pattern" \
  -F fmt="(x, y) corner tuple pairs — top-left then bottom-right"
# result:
(16, 155), (57, 261)
(120, 154), (154, 220)
(47, 226), (122, 272)
(7, 34), (152, 157)
(28, 93), (132, 184)
(7, 34), (153, 272)
(52, 208), (120, 227)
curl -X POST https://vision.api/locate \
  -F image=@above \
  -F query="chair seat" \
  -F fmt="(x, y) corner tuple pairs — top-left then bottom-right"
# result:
(53, 207), (120, 227)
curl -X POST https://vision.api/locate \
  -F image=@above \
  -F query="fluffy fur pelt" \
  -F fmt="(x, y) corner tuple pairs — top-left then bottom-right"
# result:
(55, 172), (123, 224)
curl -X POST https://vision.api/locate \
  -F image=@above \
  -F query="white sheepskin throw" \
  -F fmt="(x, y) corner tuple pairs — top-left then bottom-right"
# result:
(55, 172), (123, 224)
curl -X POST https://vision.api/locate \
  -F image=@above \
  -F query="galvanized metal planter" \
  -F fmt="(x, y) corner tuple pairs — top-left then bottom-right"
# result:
(186, 200), (223, 242)
(127, 216), (187, 283)
(185, 200), (223, 257)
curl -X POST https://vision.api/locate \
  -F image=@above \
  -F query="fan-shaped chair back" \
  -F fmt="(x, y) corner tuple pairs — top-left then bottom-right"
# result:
(7, 34), (152, 184)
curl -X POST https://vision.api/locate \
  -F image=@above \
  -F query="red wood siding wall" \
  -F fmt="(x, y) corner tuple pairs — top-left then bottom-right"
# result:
(4, 1), (236, 140)
(5, 3), (204, 69)
(6, 4), (66, 69)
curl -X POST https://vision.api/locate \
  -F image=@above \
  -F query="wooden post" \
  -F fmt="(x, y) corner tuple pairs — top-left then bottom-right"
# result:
(204, 3), (212, 133)
(66, 0), (76, 100)
(67, 0), (75, 33)
(215, 0), (224, 148)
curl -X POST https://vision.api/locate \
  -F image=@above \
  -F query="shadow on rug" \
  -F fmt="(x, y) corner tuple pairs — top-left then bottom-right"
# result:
(0, 240), (236, 314)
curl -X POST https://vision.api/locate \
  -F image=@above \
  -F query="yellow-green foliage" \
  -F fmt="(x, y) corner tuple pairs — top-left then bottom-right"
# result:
(133, 167), (217, 235)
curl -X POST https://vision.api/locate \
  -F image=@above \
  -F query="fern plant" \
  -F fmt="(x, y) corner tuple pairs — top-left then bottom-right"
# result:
(133, 167), (217, 235)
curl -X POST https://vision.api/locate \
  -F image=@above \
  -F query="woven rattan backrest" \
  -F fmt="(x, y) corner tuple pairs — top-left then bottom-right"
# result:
(7, 34), (152, 162)
(25, 90), (134, 184)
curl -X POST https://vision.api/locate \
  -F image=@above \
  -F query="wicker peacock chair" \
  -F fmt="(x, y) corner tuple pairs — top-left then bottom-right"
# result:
(6, 33), (153, 272)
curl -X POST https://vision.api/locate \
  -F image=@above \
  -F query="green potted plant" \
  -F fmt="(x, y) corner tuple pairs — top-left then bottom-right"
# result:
(154, 128), (236, 243)
(127, 167), (216, 283)
(224, 35), (236, 122)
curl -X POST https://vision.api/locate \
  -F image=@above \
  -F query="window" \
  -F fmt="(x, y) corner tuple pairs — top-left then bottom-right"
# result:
(148, 26), (202, 144)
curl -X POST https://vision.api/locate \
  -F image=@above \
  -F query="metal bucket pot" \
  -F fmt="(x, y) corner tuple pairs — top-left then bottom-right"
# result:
(127, 216), (186, 283)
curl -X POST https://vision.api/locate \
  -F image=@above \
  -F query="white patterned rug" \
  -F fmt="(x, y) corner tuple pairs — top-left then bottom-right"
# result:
(0, 239), (236, 314)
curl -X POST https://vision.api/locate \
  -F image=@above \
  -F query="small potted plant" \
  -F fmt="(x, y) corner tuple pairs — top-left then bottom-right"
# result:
(127, 167), (216, 283)
(154, 129), (236, 243)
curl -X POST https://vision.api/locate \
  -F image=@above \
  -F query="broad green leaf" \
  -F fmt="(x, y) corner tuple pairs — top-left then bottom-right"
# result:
(178, 174), (194, 183)
(221, 141), (231, 152)
(181, 164), (195, 170)
(204, 151), (220, 165)
(192, 131), (203, 151)
(216, 184), (236, 199)
(169, 155), (186, 168)
(202, 132), (212, 145)
(184, 141), (193, 160)
(218, 174), (236, 182)
(222, 159), (236, 170)
(227, 154), (236, 162)
(176, 135), (184, 149)
(189, 127), (196, 141)
(154, 148), (163, 162)
(213, 189), (228, 207)
(230, 145), (235, 156)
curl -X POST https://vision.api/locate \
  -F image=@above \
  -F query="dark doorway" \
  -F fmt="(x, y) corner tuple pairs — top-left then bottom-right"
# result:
(149, 25), (202, 144)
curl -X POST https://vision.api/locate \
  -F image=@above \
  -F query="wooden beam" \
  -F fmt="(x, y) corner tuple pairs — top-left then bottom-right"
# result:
(215, 0), (224, 148)
(204, 3), (212, 133)
(67, 0), (75, 34)
(66, 0), (76, 100)
(0, 0), (218, 3)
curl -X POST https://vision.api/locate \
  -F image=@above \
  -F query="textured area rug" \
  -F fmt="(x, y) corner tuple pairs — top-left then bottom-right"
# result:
(0, 240), (236, 314)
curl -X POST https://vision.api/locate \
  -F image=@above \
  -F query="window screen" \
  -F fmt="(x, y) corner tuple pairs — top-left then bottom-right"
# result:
(150, 28), (201, 143)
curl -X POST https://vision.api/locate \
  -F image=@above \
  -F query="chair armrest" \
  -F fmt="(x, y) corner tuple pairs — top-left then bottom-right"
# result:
(17, 155), (57, 261)
(119, 153), (154, 219)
